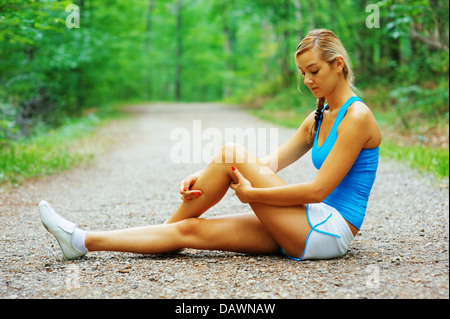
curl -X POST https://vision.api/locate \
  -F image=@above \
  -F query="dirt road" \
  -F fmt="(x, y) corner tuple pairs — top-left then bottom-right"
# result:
(1, 103), (448, 299)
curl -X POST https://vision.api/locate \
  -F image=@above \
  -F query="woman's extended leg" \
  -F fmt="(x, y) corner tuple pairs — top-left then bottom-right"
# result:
(85, 213), (281, 255)
(81, 144), (311, 259)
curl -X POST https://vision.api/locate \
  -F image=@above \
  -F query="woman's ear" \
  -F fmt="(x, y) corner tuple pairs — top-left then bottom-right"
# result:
(334, 56), (345, 73)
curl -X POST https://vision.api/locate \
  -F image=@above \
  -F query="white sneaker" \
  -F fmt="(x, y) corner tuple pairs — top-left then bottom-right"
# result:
(39, 200), (86, 260)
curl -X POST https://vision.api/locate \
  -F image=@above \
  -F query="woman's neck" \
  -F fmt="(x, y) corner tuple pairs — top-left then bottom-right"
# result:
(325, 82), (355, 112)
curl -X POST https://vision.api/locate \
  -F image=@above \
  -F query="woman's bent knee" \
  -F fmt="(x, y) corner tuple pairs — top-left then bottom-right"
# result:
(217, 143), (256, 165)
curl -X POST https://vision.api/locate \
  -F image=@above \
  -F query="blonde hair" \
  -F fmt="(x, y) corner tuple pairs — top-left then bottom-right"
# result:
(295, 29), (356, 143)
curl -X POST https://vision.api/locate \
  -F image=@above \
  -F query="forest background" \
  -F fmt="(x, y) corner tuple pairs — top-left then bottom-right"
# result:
(0, 0), (448, 186)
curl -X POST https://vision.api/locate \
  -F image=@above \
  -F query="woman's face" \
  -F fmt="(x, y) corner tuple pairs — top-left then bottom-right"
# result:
(295, 49), (342, 99)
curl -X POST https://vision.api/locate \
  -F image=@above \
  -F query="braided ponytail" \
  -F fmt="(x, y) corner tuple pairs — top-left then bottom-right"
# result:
(309, 97), (326, 144)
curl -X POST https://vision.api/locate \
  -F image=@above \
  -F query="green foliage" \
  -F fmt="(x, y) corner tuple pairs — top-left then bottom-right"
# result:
(0, 114), (94, 186)
(0, 106), (124, 186)
(1, 0), (448, 122)
(0, 0), (448, 182)
(389, 82), (449, 129)
(380, 139), (449, 179)
(0, 102), (20, 143)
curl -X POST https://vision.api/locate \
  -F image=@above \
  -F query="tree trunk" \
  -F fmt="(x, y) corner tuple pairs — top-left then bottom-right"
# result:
(175, 0), (183, 101)
(145, 0), (155, 98)
(223, 8), (236, 99)
(292, 0), (303, 40)
(280, 0), (292, 88)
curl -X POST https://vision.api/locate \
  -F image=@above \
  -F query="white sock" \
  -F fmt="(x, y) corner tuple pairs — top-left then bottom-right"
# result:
(72, 227), (89, 253)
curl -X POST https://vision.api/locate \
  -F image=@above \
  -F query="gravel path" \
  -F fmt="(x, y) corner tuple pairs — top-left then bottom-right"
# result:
(0, 103), (448, 299)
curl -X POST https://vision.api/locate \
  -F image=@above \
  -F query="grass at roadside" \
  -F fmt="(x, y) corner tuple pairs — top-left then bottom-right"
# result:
(0, 105), (127, 188)
(379, 139), (449, 178)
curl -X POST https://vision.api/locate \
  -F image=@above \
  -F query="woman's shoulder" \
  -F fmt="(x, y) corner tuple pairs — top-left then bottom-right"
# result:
(344, 100), (382, 147)
(345, 100), (377, 124)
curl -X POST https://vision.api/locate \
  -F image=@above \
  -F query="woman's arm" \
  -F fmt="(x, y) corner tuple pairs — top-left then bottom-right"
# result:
(232, 106), (375, 206)
(261, 111), (315, 173)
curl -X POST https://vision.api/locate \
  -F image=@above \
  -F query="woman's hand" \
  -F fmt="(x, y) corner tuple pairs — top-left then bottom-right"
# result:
(229, 166), (254, 203)
(179, 170), (203, 201)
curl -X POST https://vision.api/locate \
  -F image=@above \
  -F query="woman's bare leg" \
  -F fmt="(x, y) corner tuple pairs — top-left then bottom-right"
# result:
(85, 144), (311, 258)
(165, 145), (238, 224)
(163, 143), (311, 258)
(167, 143), (285, 223)
(85, 213), (281, 255)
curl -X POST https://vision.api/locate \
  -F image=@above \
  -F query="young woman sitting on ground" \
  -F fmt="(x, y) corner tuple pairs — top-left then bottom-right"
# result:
(40, 29), (381, 261)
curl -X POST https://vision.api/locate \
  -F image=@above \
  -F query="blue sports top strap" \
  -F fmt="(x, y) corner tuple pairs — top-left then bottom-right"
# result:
(319, 96), (362, 131)
(316, 96), (363, 147)
(337, 96), (362, 118)
(323, 96), (362, 115)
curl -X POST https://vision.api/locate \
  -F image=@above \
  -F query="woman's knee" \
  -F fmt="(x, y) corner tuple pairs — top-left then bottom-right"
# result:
(216, 143), (256, 165)
(175, 218), (204, 238)
(174, 218), (213, 249)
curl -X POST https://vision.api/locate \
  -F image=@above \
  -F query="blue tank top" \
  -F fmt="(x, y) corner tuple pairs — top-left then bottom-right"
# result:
(312, 96), (379, 230)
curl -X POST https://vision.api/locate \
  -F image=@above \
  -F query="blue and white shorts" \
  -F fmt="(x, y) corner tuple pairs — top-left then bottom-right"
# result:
(281, 203), (355, 261)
